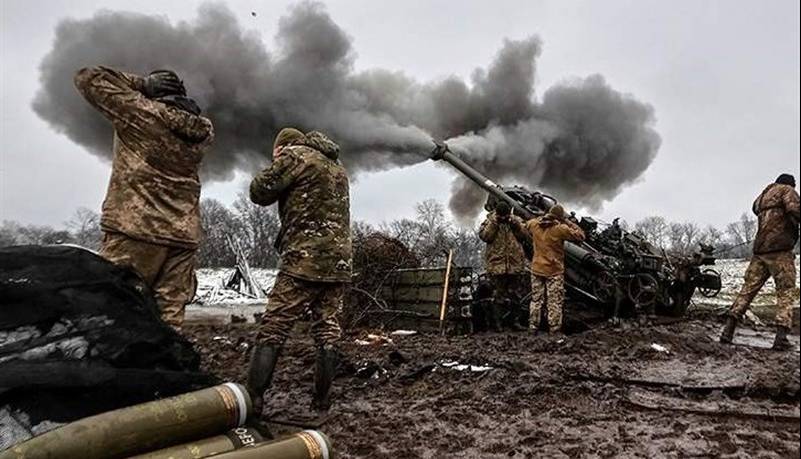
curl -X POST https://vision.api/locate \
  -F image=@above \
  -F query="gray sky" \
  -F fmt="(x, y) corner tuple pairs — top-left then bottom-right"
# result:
(1, 0), (799, 229)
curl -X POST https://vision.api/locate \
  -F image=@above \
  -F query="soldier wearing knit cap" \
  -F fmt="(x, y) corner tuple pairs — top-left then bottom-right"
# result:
(247, 127), (352, 418)
(525, 204), (585, 333)
(721, 173), (800, 350)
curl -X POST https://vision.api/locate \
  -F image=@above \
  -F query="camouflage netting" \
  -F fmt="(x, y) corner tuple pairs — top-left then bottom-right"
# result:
(0, 245), (215, 450)
(344, 233), (420, 328)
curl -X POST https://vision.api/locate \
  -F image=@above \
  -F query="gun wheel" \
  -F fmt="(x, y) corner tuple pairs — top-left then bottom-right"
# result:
(628, 273), (659, 307)
(698, 268), (722, 298)
(593, 271), (618, 303)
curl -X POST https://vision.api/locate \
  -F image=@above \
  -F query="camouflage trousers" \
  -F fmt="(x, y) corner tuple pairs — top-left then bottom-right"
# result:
(490, 273), (530, 326)
(530, 274), (565, 332)
(729, 251), (798, 328)
(100, 231), (197, 327)
(257, 272), (345, 348)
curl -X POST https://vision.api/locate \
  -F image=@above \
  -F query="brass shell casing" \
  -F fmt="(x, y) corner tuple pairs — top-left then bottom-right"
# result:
(210, 431), (333, 459)
(129, 427), (263, 459)
(1, 383), (251, 459)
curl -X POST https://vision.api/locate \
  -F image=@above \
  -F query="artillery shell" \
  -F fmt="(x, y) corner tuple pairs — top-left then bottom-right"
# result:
(129, 426), (263, 459)
(1, 383), (250, 459)
(210, 430), (333, 459)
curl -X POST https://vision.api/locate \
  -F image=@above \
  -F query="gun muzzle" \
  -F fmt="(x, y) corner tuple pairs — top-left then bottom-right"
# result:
(430, 140), (449, 160)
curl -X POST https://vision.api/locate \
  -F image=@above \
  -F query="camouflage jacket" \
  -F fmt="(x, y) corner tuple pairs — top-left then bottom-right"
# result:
(250, 132), (352, 283)
(526, 215), (585, 277)
(752, 183), (800, 254)
(478, 212), (530, 275)
(74, 66), (214, 249)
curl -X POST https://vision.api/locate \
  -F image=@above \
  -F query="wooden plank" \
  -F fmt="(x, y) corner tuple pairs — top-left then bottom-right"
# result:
(439, 250), (454, 335)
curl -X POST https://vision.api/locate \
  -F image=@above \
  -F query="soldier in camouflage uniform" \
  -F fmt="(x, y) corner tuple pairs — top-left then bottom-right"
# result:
(74, 66), (214, 328)
(526, 204), (585, 334)
(247, 128), (352, 415)
(478, 201), (530, 331)
(721, 174), (800, 350)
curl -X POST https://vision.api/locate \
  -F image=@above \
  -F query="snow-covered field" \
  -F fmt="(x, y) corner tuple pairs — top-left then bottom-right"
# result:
(192, 257), (800, 314)
(691, 256), (800, 314)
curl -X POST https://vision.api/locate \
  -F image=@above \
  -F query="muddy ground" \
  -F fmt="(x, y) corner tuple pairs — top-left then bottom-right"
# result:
(186, 315), (800, 458)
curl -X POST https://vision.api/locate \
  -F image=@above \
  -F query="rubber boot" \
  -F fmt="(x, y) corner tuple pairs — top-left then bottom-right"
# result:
(719, 316), (737, 344)
(246, 344), (281, 419)
(772, 326), (792, 351)
(311, 347), (339, 412)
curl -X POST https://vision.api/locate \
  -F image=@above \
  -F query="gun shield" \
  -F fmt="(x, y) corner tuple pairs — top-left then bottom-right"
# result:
(1, 383), (251, 459)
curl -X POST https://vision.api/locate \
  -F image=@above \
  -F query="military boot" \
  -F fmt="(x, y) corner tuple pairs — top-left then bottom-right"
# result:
(772, 326), (792, 351)
(719, 316), (737, 344)
(311, 346), (339, 412)
(246, 344), (281, 419)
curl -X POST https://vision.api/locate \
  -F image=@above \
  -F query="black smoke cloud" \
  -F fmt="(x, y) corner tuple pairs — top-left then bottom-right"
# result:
(34, 1), (660, 220)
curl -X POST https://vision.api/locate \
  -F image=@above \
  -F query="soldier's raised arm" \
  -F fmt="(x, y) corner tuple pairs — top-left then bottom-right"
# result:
(510, 215), (530, 240)
(478, 213), (499, 242)
(557, 220), (586, 243)
(74, 66), (153, 130)
(249, 152), (304, 206)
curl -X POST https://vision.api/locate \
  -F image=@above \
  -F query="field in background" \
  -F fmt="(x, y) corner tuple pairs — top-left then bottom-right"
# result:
(191, 257), (801, 322)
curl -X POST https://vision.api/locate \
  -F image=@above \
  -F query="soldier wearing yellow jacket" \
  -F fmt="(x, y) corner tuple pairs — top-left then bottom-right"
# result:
(74, 66), (214, 328)
(247, 128), (352, 416)
(526, 205), (585, 333)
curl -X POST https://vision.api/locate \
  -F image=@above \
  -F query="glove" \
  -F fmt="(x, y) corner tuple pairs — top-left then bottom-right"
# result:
(160, 95), (202, 115)
(143, 70), (186, 98)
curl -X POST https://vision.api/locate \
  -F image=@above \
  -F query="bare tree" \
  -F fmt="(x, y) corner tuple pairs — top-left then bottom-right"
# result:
(0, 221), (21, 247)
(699, 225), (724, 248)
(232, 192), (281, 268)
(725, 212), (757, 258)
(634, 216), (668, 248)
(382, 218), (424, 254)
(198, 199), (239, 267)
(66, 207), (101, 250)
(450, 227), (484, 269)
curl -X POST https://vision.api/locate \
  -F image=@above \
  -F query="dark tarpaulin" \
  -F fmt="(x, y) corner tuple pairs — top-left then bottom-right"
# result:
(0, 245), (216, 449)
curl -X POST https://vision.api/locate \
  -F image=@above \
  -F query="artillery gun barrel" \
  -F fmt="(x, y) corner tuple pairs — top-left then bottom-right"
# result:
(430, 141), (609, 273)
(430, 142), (536, 220)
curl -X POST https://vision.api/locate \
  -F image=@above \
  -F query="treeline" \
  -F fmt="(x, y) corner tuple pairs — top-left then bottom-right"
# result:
(0, 197), (775, 268)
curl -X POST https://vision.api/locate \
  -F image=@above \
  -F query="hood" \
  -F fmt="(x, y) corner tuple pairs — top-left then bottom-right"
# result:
(537, 214), (561, 228)
(300, 131), (340, 160)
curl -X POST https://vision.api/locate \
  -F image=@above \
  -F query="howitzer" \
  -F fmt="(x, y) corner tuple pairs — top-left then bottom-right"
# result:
(430, 141), (721, 317)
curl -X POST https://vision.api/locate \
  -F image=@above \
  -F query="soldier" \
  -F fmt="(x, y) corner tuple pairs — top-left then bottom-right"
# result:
(246, 128), (352, 416)
(721, 174), (800, 350)
(526, 204), (585, 334)
(478, 201), (530, 331)
(74, 66), (214, 329)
